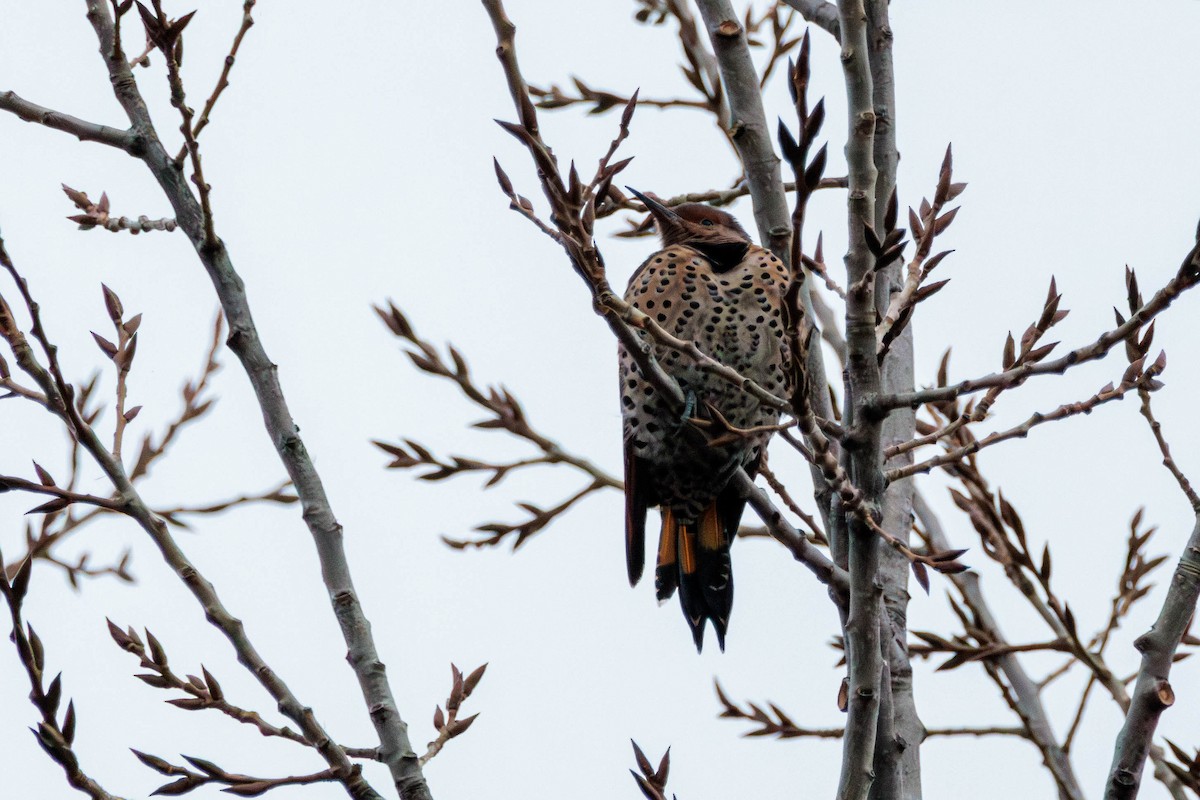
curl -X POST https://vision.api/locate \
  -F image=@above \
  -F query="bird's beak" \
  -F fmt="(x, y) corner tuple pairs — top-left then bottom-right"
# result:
(626, 186), (682, 230)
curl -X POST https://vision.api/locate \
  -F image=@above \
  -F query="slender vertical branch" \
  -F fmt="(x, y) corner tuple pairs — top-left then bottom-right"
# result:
(79, 4), (431, 797)
(860, 1), (919, 796)
(832, 1), (883, 798)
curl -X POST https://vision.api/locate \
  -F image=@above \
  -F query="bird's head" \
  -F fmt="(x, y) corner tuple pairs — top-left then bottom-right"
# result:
(627, 187), (753, 270)
(627, 187), (752, 248)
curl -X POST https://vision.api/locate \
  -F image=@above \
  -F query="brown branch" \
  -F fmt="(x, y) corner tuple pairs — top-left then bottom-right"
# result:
(875, 146), (962, 358)
(0, 553), (127, 800)
(888, 369), (1160, 481)
(129, 310), (223, 481)
(530, 81), (709, 113)
(176, 0), (256, 156)
(155, 480), (297, 527)
(758, 457), (826, 543)
(914, 492), (1085, 799)
(130, 748), (349, 797)
(1137, 381), (1200, 512)
(664, 0), (729, 128)
(1063, 511), (1171, 753)
(936, 456), (1188, 796)
(715, 681), (1029, 741)
(3, 311), (228, 587)
(142, 0), (216, 248)
(444, 480), (607, 551)
(0, 474), (124, 512)
(600, 176), (848, 222)
(106, 621), (378, 760)
(880, 240), (1200, 412)
(887, 276), (1074, 459)
(755, 3), (802, 88)
(802, 236), (847, 299)
(375, 303), (620, 490)
(418, 663), (486, 766)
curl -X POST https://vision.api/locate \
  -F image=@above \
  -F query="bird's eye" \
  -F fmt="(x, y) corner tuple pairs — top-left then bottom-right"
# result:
(701, 219), (714, 227)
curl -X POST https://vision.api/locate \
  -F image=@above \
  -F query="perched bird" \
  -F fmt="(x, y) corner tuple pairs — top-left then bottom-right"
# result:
(619, 189), (791, 651)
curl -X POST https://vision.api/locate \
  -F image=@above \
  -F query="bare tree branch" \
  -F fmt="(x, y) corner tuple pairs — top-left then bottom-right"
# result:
(0, 89), (136, 151)
(77, 4), (431, 795)
(716, 679), (1029, 740)
(880, 242), (1200, 413)
(106, 621), (378, 760)
(0, 552), (128, 800)
(914, 491), (1085, 800)
(0, 233), (385, 800)
(1106, 512), (1200, 799)
(782, 0), (841, 41)
(889, 368), (1163, 481)
(825, 0), (887, 796)
(175, 0), (256, 158)
(1107, 325), (1200, 797)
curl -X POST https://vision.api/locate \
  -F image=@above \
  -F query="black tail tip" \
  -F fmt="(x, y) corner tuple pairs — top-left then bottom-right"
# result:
(691, 623), (706, 653)
(686, 617), (728, 653)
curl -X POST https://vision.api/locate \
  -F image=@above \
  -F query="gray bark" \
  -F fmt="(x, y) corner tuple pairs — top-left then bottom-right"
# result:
(1105, 514), (1200, 799)
(81, 3), (431, 797)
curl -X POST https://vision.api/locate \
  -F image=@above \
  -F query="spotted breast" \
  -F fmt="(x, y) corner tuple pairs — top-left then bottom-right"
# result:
(619, 189), (790, 651)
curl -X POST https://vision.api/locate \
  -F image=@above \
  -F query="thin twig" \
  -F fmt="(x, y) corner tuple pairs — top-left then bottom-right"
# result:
(177, 0), (256, 157)
(880, 244), (1200, 412)
(0, 553), (127, 800)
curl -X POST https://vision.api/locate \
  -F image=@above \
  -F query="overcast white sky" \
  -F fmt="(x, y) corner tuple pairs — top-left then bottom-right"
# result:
(2, 2), (1200, 798)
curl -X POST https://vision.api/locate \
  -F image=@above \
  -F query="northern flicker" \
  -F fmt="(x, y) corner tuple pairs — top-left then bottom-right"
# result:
(619, 189), (791, 651)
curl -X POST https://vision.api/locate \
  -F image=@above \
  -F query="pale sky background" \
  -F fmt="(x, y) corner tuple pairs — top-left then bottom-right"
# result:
(2, 2), (1200, 798)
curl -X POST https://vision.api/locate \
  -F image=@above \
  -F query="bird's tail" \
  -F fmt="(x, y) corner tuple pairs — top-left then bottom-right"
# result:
(654, 500), (735, 652)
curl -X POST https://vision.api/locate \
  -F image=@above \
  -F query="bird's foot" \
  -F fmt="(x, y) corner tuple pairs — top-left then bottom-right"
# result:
(672, 389), (698, 431)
